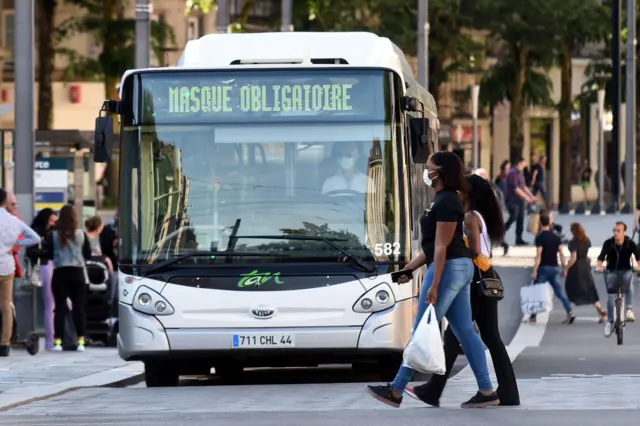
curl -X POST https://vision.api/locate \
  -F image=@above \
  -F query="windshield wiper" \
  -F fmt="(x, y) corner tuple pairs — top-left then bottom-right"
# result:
(141, 251), (286, 277)
(233, 235), (376, 273)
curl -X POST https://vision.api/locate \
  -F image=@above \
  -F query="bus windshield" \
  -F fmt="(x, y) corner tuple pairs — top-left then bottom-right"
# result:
(118, 68), (408, 265)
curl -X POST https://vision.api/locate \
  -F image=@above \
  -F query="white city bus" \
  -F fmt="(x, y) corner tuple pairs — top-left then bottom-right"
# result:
(93, 31), (440, 387)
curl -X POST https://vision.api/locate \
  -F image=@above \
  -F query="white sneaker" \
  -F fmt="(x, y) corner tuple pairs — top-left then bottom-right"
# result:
(52, 344), (62, 351)
(76, 344), (85, 352)
(604, 322), (613, 337)
(625, 310), (635, 322)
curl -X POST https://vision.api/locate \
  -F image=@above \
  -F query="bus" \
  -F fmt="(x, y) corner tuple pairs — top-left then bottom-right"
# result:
(93, 31), (440, 387)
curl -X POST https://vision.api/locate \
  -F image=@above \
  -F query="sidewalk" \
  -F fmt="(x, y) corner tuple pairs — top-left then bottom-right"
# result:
(0, 341), (143, 410)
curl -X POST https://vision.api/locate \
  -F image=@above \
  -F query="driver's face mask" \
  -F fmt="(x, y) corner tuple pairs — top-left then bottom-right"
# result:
(338, 156), (355, 171)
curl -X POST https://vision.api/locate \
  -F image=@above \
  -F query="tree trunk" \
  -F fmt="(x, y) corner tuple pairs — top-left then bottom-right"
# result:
(509, 43), (528, 162)
(558, 52), (573, 208)
(36, 0), (57, 130)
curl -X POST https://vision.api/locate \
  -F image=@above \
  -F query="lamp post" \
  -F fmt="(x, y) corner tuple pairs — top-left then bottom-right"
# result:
(592, 89), (606, 215)
(134, 0), (151, 69)
(471, 84), (480, 170)
(281, 0), (293, 32)
(622, 0), (636, 213)
(217, 0), (229, 33)
(417, 0), (429, 89)
(14, 0), (36, 335)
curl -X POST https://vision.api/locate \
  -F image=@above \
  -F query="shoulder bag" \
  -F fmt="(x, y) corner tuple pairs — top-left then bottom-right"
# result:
(474, 232), (504, 300)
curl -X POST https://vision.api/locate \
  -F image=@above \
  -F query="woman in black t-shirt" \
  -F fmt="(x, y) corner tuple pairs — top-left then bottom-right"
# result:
(406, 174), (520, 407)
(366, 152), (499, 409)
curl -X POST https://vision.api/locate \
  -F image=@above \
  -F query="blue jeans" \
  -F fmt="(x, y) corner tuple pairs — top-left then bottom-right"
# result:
(604, 270), (634, 323)
(531, 266), (572, 318)
(390, 257), (493, 393)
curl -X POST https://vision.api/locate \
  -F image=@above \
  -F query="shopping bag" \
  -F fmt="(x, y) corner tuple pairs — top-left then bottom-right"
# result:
(402, 304), (446, 375)
(520, 282), (551, 314)
(527, 212), (540, 235)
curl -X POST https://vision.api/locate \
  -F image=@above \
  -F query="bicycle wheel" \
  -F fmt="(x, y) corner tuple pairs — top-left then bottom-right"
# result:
(615, 296), (624, 345)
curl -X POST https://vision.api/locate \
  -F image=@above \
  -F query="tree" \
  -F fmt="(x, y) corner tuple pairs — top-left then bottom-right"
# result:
(184, 0), (259, 32)
(375, 0), (484, 108)
(61, 0), (175, 201)
(292, 0), (484, 109)
(550, 0), (609, 208)
(476, 0), (557, 160)
(61, 0), (175, 100)
(185, 0), (216, 15)
(292, 0), (373, 32)
(36, 0), (59, 130)
(581, 2), (640, 203)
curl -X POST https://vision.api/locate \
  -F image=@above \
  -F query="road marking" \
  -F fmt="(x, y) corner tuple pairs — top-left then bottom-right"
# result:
(453, 286), (552, 380)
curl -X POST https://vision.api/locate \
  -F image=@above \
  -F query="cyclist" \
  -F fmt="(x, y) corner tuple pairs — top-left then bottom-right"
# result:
(595, 221), (640, 337)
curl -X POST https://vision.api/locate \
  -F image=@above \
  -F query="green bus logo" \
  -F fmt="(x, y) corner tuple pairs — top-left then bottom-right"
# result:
(237, 270), (284, 288)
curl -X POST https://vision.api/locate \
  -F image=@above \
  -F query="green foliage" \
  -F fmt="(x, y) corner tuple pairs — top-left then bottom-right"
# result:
(581, 1), (637, 108)
(479, 60), (554, 109)
(60, 0), (176, 82)
(292, 0), (483, 102)
(185, 0), (216, 15)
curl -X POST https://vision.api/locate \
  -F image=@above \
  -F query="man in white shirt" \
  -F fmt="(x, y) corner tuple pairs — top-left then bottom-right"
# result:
(321, 142), (374, 195)
(0, 188), (40, 356)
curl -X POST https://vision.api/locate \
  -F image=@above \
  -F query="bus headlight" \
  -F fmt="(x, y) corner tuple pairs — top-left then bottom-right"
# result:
(132, 286), (174, 316)
(375, 290), (390, 304)
(353, 283), (396, 313)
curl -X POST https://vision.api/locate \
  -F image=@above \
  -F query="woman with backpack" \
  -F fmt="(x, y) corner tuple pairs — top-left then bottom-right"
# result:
(42, 205), (91, 352)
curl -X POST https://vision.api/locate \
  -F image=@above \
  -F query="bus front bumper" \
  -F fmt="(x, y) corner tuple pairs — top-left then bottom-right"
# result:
(117, 299), (414, 362)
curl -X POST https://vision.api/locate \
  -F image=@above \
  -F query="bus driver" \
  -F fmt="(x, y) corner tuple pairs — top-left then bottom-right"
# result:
(321, 142), (374, 195)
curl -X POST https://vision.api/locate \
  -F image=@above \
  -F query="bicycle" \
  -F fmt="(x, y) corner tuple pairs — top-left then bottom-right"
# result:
(595, 268), (631, 345)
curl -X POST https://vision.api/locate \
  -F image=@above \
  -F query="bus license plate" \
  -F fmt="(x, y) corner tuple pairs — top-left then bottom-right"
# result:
(232, 334), (295, 348)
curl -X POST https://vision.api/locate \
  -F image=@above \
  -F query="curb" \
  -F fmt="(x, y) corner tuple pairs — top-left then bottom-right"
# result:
(0, 362), (144, 412)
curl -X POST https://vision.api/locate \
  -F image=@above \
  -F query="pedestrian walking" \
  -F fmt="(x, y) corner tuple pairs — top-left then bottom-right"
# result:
(563, 223), (606, 323)
(528, 210), (575, 324)
(365, 151), (499, 409)
(25, 208), (58, 349)
(0, 188), (40, 357)
(405, 173), (520, 407)
(530, 155), (548, 209)
(504, 158), (536, 248)
(41, 205), (91, 352)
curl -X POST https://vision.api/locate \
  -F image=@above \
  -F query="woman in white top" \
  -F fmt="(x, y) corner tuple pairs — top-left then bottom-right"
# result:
(406, 174), (520, 406)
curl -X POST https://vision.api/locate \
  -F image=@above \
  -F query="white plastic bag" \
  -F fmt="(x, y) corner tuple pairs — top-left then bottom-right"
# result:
(402, 304), (446, 375)
(520, 281), (552, 315)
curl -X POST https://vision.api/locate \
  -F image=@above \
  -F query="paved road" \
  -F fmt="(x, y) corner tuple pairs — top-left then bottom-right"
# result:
(502, 212), (635, 247)
(3, 264), (640, 424)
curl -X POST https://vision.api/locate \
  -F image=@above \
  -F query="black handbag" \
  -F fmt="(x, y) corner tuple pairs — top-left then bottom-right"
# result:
(474, 232), (504, 300)
(475, 265), (504, 300)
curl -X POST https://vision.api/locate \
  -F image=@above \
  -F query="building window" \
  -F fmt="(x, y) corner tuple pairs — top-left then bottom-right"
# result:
(2, 10), (14, 50)
(187, 16), (200, 41)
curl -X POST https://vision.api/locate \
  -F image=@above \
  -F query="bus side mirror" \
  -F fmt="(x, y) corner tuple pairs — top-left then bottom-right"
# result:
(94, 115), (113, 163)
(409, 117), (433, 163)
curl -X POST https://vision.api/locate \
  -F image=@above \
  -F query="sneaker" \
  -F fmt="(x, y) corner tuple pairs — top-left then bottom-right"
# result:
(604, 322), (613, 337)
(405, 385), (440, 407)
(76, 338), (86, 352)
(625, 309), (635, 322)
(365, 384), (402, 408)
(0, 345), (10, 357)
(562, 313), (576, 324)
(52, 339), (63, 351)
(460, 391), (500, 408)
